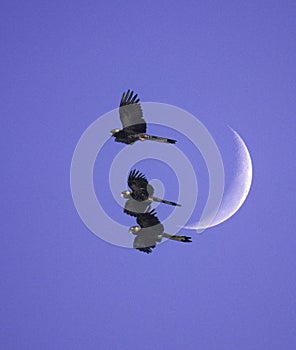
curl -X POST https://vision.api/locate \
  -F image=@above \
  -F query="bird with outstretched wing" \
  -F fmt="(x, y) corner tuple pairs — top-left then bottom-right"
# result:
(121, 169), (182, 212)
(110, 90), (177, 145)
(129, 209), (192, 254)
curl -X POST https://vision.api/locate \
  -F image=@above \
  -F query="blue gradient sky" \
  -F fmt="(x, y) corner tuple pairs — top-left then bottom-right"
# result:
(1, 1), (295, 349)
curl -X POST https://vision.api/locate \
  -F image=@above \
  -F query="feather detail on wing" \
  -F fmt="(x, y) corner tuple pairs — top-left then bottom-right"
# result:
(133, 235), (156, 253)
(128, 169), (148, 191)
(119, 90), (146, 133)
(136, 209), (163, 228)
(124, 199), (151, 217)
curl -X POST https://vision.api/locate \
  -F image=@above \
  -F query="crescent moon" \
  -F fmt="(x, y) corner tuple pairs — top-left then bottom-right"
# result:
(186, 127), (253, 230)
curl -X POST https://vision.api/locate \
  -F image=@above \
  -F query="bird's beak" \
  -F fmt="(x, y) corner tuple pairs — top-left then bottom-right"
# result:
(129, 226), (140, 234)
(121, 190), (131, 198)
(110, 128), (120, 136)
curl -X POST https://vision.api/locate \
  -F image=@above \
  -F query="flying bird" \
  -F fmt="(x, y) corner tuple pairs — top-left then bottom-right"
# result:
(129, 209), (192, 254)
(121, 169), (182, 211)
(110, 90), (177, 144)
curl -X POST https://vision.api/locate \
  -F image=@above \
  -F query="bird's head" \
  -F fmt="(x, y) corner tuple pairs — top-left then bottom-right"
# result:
(129, 226), (141, 235)
(110, 128), (120, 136)
(121, 190), (131, 199)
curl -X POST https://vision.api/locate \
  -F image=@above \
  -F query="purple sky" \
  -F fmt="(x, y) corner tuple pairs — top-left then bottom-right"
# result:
(1, 1), (295, 349)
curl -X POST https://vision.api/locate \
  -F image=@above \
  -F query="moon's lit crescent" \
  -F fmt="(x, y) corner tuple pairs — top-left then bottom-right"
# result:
(186, 127), (253, 230)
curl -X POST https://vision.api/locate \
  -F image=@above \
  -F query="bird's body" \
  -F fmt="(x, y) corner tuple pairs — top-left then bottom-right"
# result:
(121, 169), (182, 209)
(129, 209), (192, 254)
(110, 90), (177, 145)
(123, 198), (151, 218)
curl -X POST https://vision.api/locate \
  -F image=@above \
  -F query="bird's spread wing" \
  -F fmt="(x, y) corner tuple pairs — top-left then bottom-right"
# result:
(119, 90), (146, 134)
(124, 199), (151, 217)
(146, 183), (154, 196)
(133, 235), (156, 254)
(128, 169), (148, 193)
(136, 209), (161, 228)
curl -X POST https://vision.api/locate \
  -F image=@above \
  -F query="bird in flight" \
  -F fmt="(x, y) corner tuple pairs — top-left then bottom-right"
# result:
(121, 169), (181, 216)
(129, 209), (192, 254)
(110, 90), (177, 144)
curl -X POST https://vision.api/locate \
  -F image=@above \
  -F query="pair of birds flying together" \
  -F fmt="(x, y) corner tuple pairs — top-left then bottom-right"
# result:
(122, 169), (191, 254)
(109, 90), (191, 254)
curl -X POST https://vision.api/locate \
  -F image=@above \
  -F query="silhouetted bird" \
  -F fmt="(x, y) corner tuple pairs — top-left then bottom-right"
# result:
(129, 209), (192, 254)
(110, 90), (177, 144)
(121, 170), (181, 210)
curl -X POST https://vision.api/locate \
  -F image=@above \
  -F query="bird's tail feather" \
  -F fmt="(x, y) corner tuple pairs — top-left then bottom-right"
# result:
(146, 135), (176, 144)
(151, 196), (181, 207)
(162, 233), (192, 242)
